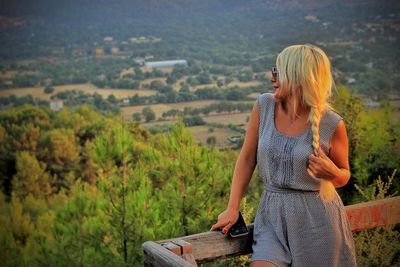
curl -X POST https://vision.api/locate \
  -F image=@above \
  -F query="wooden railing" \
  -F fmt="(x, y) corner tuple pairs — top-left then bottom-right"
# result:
(142, 196), (400, 267)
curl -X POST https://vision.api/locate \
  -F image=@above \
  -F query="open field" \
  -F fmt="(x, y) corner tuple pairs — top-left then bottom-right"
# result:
(390, 99), (400, 123)
(138, 77), (166, 87)
(137, 114), (248, 148)
(227, 80), (263, 88)
(121, 100), (219, 120)
(391, 99), (400, 109)
(0, 70), (41, 80)
(138, 111), (251, 129)
(0, 83), (157, 101)
(0, 71), (19, 79)
(248, 92), (262, 99)
(202, 112), (250, 126)
(191, 78), (263, 91)
(141, 66), (173, 74)
(188, 125), (239, 148)
(137, 122), (241, 148)
(137, 73), (265, 92)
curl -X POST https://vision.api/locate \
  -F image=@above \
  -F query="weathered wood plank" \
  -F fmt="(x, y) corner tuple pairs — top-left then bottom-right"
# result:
(345, 196), (400, 232)
(161, 242), (181, 256)
(157, 225), (254, 264)
(167, 239), (198, 266)
(143, 197), (400, 266)
(143, 241), (195, 267)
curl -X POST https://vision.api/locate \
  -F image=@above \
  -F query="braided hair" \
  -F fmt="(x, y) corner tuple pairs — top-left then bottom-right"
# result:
(275, 44), (336, 202)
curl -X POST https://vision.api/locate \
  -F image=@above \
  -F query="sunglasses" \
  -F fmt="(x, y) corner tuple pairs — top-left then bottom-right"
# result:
(271, 67), (278, 80)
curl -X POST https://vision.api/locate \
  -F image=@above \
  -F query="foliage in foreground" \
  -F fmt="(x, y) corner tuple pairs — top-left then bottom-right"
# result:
(0, 90), (399, 266)
(0, 105), (240, 266)
(353, 171), (399, 267)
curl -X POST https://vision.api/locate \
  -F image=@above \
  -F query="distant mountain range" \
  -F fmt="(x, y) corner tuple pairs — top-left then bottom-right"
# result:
(0, 0), (399, 25)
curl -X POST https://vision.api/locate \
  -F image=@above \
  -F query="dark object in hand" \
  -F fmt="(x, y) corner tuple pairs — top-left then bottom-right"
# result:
(229, 211), (249, 238)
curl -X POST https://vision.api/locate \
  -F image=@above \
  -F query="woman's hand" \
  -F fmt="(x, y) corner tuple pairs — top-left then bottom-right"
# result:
(209, 209), (239, 235)
(307, 147), (339, 181)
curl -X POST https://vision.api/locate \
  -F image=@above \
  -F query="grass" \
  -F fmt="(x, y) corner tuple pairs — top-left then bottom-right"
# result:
(121, 100), (219, 120)
(135, 111), (251, 149)
(353, 171), (400, 266)
(0, 83), (158, 101)
(202, 112), (250, 125)
(188, 125), (239, 148)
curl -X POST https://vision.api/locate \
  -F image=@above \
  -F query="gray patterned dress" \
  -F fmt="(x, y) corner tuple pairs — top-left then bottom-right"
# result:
(251, 93), (356, 267)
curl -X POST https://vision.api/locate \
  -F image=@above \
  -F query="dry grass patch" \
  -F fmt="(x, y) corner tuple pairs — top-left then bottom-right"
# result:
(0, 83), (157, 101)
(202, 112), (251, 125)
(0, 86), (50, 99)
(121, 100), (219, 120)
(390, 99), (400, 108)
(119, 67), (135, 78)
(227, 80), (263, 88)
(0, 71), (19, 79)
(188, 125), (238, 148)
(141, 66), (173, 74)
(0, 70), (40, 80)
(94, 88), (157, 98)
(248, 92), (262, 99)
(136, 122), (240, 148)
(138, 120), (174, 128)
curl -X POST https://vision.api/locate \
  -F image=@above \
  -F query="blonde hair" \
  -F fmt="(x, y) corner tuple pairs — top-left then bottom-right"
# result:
(275, 44), (336, 202)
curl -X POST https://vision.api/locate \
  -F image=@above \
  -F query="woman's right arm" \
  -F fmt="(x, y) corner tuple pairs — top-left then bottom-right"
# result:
(210, 99), (260, 234)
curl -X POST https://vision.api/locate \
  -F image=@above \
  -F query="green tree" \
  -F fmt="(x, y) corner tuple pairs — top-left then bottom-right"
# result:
(132, 113), (142, 122)
(331, 86), (365, 202)
(142, 107), (156, 122)
(151, 122), (236, 235)
(166, 75), (177, 85)
(107, 94), (118, 104)
(0, 194), (35, 266)
(0, 105), (51, 196)
(206, 136), (217, 146)
(46, 183), (115, 267)
(332, 85), (400, 201)
(150, 80), (164, 90)
(37, 129), (80, 192)
(12, 151), (52, 200)
(197, 72), (211, 85)
(44, 85), (54, 94)
(92, 124), (162, 266)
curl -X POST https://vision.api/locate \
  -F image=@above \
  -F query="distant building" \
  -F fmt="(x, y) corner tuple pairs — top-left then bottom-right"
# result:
(104, 36), (113, 42)
(129, 37), (138, 43)
(304, 15), (318, 22)
(145, 60), (188, 69)
(42, 78), (53, 86)
(111, 47), (120, 54)
(132, 36), (164, 44)
(95, 48), (105, 58)
(122, 98), (130, 105)
(364, 99), (380, 108)
(134, 58), (146, 65)
(346, 77), (356, 84)
(50, 99), (64, 111)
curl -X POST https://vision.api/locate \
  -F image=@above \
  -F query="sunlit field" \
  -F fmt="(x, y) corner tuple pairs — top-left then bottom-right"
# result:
(188, 125), (239, 148)
(121, 100), (220, 120)
(0, 83), (158, 100)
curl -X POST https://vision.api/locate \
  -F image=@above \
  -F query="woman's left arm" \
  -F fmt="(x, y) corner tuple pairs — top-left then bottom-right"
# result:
(308, 120), (351, 188)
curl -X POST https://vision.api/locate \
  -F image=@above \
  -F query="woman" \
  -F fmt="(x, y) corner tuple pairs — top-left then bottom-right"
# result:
(210, 44), (356, 266)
